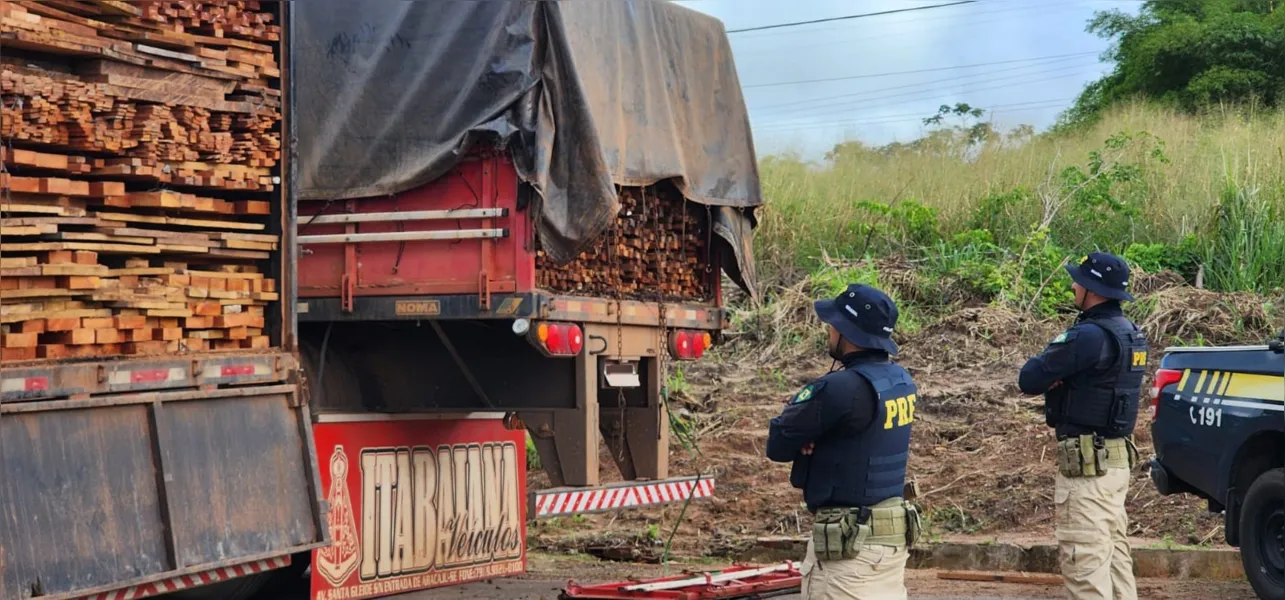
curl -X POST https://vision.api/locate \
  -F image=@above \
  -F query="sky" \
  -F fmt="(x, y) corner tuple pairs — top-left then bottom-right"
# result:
(672, 0), (1142, 158)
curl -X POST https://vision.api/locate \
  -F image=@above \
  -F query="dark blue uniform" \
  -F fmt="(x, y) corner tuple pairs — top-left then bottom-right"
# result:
(767, 350), (916, 512)
(1019, 301), (1147, 438)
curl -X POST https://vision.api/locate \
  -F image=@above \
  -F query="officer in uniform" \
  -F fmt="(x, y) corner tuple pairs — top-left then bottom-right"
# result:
(767, 284), (921, 600)
(1019, 252), (1147, 600)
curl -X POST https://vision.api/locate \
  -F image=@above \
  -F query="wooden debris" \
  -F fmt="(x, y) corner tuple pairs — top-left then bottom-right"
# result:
(936, 571), (1064, 586)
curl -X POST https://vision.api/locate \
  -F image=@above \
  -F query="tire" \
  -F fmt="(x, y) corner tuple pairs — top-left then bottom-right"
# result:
(1240, 467), (1284, 600)
(162, 572), (271, 600)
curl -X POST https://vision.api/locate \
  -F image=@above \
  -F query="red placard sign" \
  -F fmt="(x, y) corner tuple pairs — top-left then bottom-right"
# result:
(310, 418), (527, 600)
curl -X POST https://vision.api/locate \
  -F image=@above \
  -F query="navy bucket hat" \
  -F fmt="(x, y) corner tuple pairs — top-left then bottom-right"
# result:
(1065, 251), (1135, 302)
(814, 283), (900, 355)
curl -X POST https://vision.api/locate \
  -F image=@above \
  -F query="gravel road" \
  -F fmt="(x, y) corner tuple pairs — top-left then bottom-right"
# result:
(392, 554), (1258, 600)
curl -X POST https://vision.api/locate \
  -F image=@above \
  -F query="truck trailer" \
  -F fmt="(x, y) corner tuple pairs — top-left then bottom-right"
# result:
(1, 1), (762, 599)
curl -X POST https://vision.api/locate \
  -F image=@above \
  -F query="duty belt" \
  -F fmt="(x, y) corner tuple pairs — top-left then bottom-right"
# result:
(1055, 435), (1136, 478)
(813, 497), (922, 561)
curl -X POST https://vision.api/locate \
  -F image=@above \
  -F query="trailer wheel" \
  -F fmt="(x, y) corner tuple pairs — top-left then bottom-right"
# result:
(163, 572), (271, 600)
(1241, 467), (1284, 600)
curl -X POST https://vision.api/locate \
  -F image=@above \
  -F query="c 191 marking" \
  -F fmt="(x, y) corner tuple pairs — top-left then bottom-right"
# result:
(883, 394), (916, 429)
(1190, 405), (1222, 427)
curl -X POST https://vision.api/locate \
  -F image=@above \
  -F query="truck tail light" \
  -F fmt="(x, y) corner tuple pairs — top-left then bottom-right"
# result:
(534, 322), (583, 356)
(669, 330), (712, 361)
(1149, 368), (1183, 419)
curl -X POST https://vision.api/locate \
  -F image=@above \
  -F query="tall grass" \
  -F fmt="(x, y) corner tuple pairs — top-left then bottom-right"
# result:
(755, 102), (1285, 293)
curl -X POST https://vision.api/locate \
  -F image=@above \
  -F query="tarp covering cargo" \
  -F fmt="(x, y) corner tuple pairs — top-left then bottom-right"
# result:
(292, 0), (762, 294)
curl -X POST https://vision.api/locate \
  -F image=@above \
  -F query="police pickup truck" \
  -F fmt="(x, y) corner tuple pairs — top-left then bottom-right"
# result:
(1148, 334), (1284, 600)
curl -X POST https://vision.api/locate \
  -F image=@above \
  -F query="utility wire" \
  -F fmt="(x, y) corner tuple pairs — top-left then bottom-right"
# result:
(752, 67), (1096, 125)
(751, 60), (1097, 118)
(731, 0), (1080, 42)
(726, 1), (977, 33)
(735, 3), (1093, 56)
(743, 51), (1099, 89)
(753, 99), (1074, 133)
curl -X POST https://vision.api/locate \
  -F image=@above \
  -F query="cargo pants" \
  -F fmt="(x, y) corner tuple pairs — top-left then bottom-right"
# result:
(800, 538), (909, 600)
(1055, 468), (1136, 600)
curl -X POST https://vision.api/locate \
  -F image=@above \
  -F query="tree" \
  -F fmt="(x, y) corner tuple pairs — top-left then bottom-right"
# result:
(1060, 0), (1285, 128)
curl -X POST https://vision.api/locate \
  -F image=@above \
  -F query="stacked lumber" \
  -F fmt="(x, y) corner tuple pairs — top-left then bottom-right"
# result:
(1, 0), (282, 362)
(536, 185), (712, 302)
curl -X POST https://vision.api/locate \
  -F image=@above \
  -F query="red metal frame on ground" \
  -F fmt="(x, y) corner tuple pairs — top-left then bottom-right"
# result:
(561, 563), (802, 600)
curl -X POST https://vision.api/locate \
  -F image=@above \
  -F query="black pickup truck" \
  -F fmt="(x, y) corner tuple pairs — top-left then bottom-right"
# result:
(1148, 335), (1285, 600)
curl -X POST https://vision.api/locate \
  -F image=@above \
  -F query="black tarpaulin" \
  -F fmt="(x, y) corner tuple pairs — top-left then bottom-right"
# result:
(292, 0), (762, 295)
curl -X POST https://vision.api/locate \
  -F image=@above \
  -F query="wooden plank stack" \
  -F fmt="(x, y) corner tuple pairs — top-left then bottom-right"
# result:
(1, 0), (281, 362)
(536, 185), (712, 302)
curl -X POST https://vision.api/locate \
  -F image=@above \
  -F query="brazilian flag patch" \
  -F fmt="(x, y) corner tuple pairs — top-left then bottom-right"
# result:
(1051, 331), (1076, 344)
(791, 380), (826, 404)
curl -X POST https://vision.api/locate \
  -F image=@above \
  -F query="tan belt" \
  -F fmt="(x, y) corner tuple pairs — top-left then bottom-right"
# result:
(813, 497), (922, 560)
(1056, 435), (1134, 477)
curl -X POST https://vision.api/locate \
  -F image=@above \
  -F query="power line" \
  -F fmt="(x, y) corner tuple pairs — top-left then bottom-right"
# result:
(731, 0), (1078, 42)
(733, 1), (1090, 54)
(742, 51), (1099, 89)
(750, 60), (1097, 117)
(752, 99), (1075, 133)
(752, 67), (1098, 125)
(725, 1), (977, 34)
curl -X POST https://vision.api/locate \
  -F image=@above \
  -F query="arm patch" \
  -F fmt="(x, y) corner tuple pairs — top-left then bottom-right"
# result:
(1050, 329), (1079, 345)
(792, 379), (828, 404)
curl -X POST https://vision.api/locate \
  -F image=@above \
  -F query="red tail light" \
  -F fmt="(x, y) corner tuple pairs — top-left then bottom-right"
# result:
(533, 322), (583, 357)
(1149, 368), (1183, 419)
(669, 330), (713, 361)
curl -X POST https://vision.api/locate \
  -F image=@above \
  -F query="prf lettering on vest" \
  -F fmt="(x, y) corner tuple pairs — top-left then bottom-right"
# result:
(883, 394), (916, 429)
(1132, 350), (1147, 368)
(358, 443), (522, 582)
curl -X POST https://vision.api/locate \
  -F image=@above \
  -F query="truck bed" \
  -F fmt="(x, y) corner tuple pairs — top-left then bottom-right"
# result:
(297, 154), (724, 330)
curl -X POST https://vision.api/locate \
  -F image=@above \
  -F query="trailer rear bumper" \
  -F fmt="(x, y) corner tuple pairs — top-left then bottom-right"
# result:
(297, 293), (725, 330)
(530, 476), (716, 519)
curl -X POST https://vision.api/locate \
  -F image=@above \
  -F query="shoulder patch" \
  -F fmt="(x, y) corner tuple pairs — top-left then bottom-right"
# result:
(792, 380), (827, 404)
(1051, 330), (1079, 345)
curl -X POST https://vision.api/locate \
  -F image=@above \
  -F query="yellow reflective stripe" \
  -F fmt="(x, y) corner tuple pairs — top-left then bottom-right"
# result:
(1192, 371), (1209, 396)
(1223, 373), (1285, 403)
(1177, 370), (1191, 393)
(1218, 372), (1233, 396)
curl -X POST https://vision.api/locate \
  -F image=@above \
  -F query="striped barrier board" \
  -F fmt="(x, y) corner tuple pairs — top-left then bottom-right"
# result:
(532, 476), (715, 519)
(73, 556), (291, 600)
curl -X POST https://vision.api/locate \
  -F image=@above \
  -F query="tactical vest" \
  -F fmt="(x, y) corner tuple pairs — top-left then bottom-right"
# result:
(1051, 314), (1147, 437)
(796, 360), (916, 511)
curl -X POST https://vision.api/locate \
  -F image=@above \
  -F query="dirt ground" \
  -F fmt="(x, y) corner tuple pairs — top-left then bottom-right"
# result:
(406, 553), (1259, 600)
(526, 281), (1272, 559)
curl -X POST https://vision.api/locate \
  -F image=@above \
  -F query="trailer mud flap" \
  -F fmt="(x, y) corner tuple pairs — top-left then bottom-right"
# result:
(309, 416), (527, 600)
(0, 385), (326, 600)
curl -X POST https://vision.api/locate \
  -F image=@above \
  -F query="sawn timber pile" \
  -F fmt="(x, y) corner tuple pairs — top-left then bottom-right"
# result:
(536, 184), (713, 302)
(0, 0), (282, 362)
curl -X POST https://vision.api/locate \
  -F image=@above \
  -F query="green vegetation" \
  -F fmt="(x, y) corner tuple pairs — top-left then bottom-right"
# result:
(1062, 0), (1285, 128)
(757, 104), (1285, 317)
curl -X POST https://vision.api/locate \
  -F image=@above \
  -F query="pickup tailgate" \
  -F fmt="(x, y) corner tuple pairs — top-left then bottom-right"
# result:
(0, 356), (325, 600)
(1152, 346), (1285, 496)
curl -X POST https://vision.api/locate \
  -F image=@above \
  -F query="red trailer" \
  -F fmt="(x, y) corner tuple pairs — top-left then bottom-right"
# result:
(287, 0), (762, 597)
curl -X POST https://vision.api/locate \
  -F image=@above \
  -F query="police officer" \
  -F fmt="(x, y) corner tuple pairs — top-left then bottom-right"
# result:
(767, 284), (921, 600)
(1019, 252), (1147, 600)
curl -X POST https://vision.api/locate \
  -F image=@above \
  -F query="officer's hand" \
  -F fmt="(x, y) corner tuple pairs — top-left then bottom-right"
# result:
(1048, 380), (1063, 391)
(801, 442), (815, 456)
